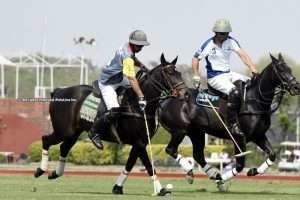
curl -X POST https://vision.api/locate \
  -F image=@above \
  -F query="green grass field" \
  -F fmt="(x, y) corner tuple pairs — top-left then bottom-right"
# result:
(0, 174), (299, 200)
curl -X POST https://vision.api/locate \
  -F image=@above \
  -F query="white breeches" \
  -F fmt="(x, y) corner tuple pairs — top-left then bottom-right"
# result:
(207, 72), (250, 95)
(98, 78), (131, 110)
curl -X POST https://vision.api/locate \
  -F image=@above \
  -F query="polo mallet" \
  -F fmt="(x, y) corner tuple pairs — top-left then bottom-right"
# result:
(205, 95), (252, 157)
(143, 110), (157, 196)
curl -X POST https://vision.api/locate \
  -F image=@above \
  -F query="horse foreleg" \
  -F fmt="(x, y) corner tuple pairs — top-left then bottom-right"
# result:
(113, 145), (139, 195)
(34, 133), (62, 178)
(189, 132), (221, 181)
(165, 130), (193, 175)
(247, 136), (275, 176)
(48, 134), (79, 180)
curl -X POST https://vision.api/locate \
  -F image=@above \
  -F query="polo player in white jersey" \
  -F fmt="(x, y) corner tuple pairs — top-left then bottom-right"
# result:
(192, 19), (258, 137)
(89, 30), (150, 149)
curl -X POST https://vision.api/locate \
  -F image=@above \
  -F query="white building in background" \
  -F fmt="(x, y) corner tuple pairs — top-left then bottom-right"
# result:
(0, 55), (16, 98)
(0, 52), (87, 98)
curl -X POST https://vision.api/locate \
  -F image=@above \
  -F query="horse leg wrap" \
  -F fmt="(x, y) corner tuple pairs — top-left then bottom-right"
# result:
(115, 170), (129, 187)
(40, 150), (49, 171)
(151, 175), (162, 194)
(55, 156), (66, 176)
(221, 168), (238, 181)
(203, 164), (220, 179)
(176, 154), (193, 172)
(257, 158), (273, 174)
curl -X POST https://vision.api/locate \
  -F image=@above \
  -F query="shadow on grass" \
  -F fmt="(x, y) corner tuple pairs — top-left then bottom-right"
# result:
(211, 191), (299, 196)
(172, 188), (299, 197)
(59, 191), (156, 197)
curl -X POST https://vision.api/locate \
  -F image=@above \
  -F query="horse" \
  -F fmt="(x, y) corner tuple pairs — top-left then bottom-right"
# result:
(158, 54), (300, 189)
(33, 54), (187, 196)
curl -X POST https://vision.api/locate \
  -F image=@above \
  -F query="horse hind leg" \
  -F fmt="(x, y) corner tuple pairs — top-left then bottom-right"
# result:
(189, 132), (221, 181)
(34, 133), (62, 178)
(48, 134), (80, 180)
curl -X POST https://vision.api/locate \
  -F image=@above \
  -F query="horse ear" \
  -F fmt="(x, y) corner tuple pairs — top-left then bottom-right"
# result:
(160, 53), (167, 65)
(171, 56), (178, 65)
(270, 53), (277, 63)
(278, 53), (284, 61)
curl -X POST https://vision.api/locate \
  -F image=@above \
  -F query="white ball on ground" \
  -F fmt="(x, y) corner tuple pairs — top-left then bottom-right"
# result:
(166, 183), (173, 189)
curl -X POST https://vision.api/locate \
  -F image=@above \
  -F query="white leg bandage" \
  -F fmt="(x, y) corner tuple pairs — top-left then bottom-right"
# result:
(115, 170), (129, 187)
(257, 158), (273, 174)
(221, 168), (238, 181)
(176, 154), (193, 172)
(151, 175), (162, 194)
(203, 164), (219, 179)
(55, 156), (66, 176)
(40, 149), (49, 171)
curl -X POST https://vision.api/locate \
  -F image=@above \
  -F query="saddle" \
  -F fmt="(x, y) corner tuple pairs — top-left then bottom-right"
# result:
(91, 80), (130, 112)
(194, 81), (246, 117)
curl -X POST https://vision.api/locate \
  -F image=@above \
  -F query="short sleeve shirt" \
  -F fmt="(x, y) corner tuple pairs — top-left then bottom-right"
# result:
(100, 43), (135, 85)
(194, 36), (241, 78)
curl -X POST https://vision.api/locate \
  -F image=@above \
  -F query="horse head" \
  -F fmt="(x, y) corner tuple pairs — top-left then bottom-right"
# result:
(270, 53), (300, 96)
(142, 53), (187, 100)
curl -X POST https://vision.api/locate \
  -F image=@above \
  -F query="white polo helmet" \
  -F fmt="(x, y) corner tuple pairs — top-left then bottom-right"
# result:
(212, 19), (232, 33)
(129, 30), (150, 46)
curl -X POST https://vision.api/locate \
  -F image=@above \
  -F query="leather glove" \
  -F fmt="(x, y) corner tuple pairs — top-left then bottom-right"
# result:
(138, 97), (147, 111)
(192, 75), (201, 88)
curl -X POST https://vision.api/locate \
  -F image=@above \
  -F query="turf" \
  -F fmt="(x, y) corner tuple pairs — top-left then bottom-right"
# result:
(0, 174), (299, 200)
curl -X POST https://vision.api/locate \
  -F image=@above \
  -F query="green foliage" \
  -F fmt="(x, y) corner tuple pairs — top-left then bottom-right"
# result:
(151, 127), (171, 144)
(28, 141), (60, 162)
(28, 141), (43, 162)
(0, 154), (6, 163)
(28, 140), (236, 166)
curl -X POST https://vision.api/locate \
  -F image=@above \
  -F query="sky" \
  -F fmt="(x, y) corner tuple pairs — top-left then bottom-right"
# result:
(0, 0), (299, 72)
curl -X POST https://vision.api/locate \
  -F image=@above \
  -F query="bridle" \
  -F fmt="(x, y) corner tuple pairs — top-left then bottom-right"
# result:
(142, 64), (185, 103)
(256, 61), (296, 113)
(272, 61), (298, 92)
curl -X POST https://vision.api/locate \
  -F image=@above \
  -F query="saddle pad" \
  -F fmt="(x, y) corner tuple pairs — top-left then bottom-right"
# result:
(80, 93), (101, 122)
(195, 91), (219, 107)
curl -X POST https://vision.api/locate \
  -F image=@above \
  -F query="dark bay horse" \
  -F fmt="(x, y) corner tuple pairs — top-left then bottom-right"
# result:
(34, 54), (186, 196)
(159, 54), (300, 188)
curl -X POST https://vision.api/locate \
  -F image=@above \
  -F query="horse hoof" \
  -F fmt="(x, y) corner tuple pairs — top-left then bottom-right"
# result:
(157, 188), (171, 196)
(215, 173), (222, 180)
(112, 184), (123, 195)
(247, 168), (258, 176)
(48, 171), (59, 180)
(34, 168), (45, 178)
(216, 180), (229, 192)
(185, 170), (194, 184)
